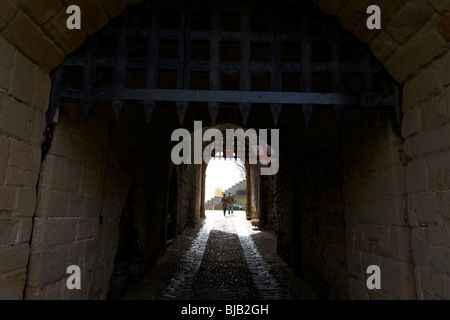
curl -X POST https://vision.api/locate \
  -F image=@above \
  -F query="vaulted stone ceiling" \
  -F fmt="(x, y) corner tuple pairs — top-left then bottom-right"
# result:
(0, 0), (449, 83)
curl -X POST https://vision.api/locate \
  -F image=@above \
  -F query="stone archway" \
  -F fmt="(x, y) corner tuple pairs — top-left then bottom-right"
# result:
(1, 0), (450, 300)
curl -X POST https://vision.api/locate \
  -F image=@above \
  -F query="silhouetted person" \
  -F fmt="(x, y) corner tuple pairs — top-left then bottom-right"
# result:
(227, 193), (234, 215)
(221, 193), (228, 216)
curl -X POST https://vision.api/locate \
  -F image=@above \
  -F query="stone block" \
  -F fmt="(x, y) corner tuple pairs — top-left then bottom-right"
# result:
(80, 167), (101, 196)
(85, 196), (102, 219)
(428, 0), (450, 14)
(0, 218), (20, 247)
(0, 0), (18, 30)
(385, 0), (435, 45)
(7, 134), (40, 178)
(405, 160), (428, 194)
(348, 276), (369, 299)
(1, 12), (65, 72)
(427, 225), (450, 247)
(403, 66), (441, 112)
(39, 155), (81, 192)
(380, 258), (416, 299)
(31, 109), (46, 147)
(410, 227), (429, 267)
(420, 95), (445, 131)
(445, 276), (450, 299)
(68, 241), (86, 261)
(36, 189), (70, 218)
(14, 0), (65, 25)
(49, 125), (72, 159)
(76, 219), (96, 241)
(369, 164), (404, 197)
(402, 106), (421, 137)
(0, 269), (26, 300)
(31, 217), (77, 248)
(15, 217), (33, 244)
(0, 243), (29, 274)
(443, 53), (450, 86)
(427, 245), (450, 274)
(418, 267), (446, 299)
(370, 31), (400, 64)
(31, 67), (51, 113)
(26, 245), (68, 287)
(67, 193), (86, 218)
(427, 150), (450, 189)
(8, 140), (41, 173)
(390, 227), (413, 262)
(0, 94), (34, 143)
(440, 191), (450, 220)
(437, 10), (450, 41)
(409, 192), (441, 226)
(377, 195), (408, 227)
(385, 22), (447, 83)
(0, 186), (16, 217)
(0, 37), (13, 92)
(0, 135), (9, 184)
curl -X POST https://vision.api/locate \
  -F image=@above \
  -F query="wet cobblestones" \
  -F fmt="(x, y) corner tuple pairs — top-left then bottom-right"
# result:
(120, 211), (317, 300)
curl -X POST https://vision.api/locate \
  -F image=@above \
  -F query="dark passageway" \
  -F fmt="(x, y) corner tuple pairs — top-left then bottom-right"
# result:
(5, 0), (433, 302)
(40, 0), (400, 300)
(119, 211), (317, 300)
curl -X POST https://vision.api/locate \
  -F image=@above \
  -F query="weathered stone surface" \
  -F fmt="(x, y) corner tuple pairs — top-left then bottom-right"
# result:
(405, 160), (428, 194)
(1, 12), (65, 72)
(0, 135), (9, 184)
(0, 218), (20, 247)
(0, 269), (26, 300)
(36, 189), (70, 218)
(31, 66), (51, 113)
(437, 10), (450, 41)
(8, 51), (34, 104)
(14, 0), (64, 25)
(0, 186), (16, 216)
(402, 106), (421, 137)
(0, 244), (29, 274)
(385, 22), (447, 83)
(427, 225), (450, 247)
(385, 0), (435, 45)
(0, 1), (18, 30)
(441, 191), (450, 219)
(26, 245), (69, 287)
(31, 218), (77, 248)
(403, 66), (441, 112)
(0, 37), (13, 92)
(380, 258), (416, 299)
(428, 0), (450, 14)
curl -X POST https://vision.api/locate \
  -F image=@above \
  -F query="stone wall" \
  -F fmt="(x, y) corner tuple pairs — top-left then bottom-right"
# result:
(23, 101), (194, 299)
(0, 38), (49, 299)
(25, 104), (121, 299)
(341, 111), (414, 299)
(402, 52), (450, 299)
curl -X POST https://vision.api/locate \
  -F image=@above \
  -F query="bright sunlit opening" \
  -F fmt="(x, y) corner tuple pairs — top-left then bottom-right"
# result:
(204, 156), (245, 202)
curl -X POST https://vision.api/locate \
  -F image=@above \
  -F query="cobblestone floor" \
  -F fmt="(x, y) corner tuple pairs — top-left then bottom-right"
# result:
(119, 211), (317, 300)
